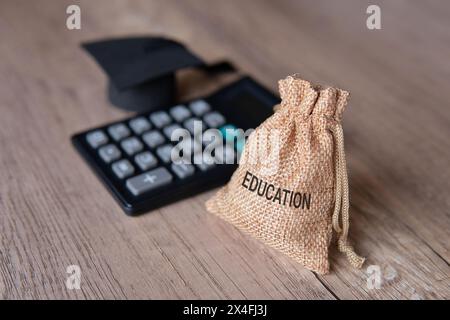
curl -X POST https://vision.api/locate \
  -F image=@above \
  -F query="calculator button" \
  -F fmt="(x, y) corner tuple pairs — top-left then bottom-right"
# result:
(135, 151), (157, 171)
(150, 111), (172, 128)
(108, 123), (130, 141)
(112, 159), (135, 179)
(142, 130), (165, 148)
(163, 124), (183, 140)
(174, 137), (202, 155)
(98, 144), (121, 163)
(219, 124), (246, 153)
(203, 111), (226, 128)
(183, 117), (203, 135)
(201, 129), (223, 147)
(156, 144), (173, 163)
(126, 167), (173, 196)
(129, 117), (151, 134)
(196, 162), (215, 172)
(171, 163), (195, 179)
(121, 137), (143, 155)
(195, 153), (216, 171)
(189, 100), (211, 116)
(214, 145), (236, 164)
(219, 124), (240, 141)
(86, 130), (108, 148)
(170, 105), (191, 122)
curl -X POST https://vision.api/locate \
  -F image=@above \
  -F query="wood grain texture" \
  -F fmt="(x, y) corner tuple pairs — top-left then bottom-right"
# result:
(0, 0), (449, 299)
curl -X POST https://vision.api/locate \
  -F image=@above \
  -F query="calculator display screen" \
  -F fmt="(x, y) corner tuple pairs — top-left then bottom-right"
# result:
(211, 78), (279, 130)
(228, 91), (274, 127)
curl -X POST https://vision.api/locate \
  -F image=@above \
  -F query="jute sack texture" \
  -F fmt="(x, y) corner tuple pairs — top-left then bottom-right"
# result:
(206, 74), (365, 274)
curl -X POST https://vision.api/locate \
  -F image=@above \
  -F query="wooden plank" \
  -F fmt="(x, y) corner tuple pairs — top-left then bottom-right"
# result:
(0, 0), (333, 299)
(169, 0), (450, 299)
(0, 0), (449, 299)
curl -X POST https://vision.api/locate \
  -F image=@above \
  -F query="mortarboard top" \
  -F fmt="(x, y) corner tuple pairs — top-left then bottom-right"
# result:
(82, 37), (205, 112)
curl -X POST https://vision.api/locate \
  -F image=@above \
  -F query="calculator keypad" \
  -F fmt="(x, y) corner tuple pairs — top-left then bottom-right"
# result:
(170, 105), (191, 122)
(183, 117), (202, 135)
(203, 111), (226, 128)
(195, 153), (216, 171)
(135, 151), (157, 171)
(150, 111), (172, 128)
(214, 145), (236, 164)
(73, 76), (279, 215)
(112, 159), (135, 179)
(108, 123), (130, 141)
(86, 130), (108, 148)
(129, 117), (151, 134)
(121, 137), (144, 156)
(173, 136), (202, 155)
(78, 100), (238, 208)
(126, 168), (173, 196)
(99, 144), (121, 163)
(156, 144), (174, 163)
(163, 123), (183, 140)
(142, 130), (165, 148)
(190, 100), (211, 116)
(171, 163), (195, 179)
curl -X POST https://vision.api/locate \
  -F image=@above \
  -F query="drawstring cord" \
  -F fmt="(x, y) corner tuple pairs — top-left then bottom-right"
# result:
(330, 123), (365, 268)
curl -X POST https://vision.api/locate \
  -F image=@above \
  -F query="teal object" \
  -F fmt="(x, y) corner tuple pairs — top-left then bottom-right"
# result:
(236, 138), (245, 153)
(219, 124), (237, 141)
(219, 124), (246, 154)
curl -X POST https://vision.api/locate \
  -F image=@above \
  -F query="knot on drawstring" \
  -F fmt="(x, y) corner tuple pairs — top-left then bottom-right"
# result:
(330, 123), (365, 269)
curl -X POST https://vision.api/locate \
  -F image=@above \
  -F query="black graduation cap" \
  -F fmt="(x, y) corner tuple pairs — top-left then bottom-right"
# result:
(82, 37), (207, 112)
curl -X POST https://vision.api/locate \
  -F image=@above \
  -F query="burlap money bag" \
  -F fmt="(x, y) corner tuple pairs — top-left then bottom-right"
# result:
(206, 74), (365, 274)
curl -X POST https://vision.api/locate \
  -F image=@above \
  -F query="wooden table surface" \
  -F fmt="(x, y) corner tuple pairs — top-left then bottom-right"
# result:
(1, 0), (449, 300)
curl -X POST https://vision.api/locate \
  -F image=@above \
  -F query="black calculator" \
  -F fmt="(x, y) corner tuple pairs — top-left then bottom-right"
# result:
(72, 77), (279, 215)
